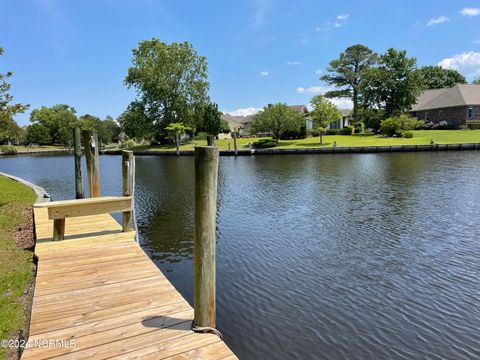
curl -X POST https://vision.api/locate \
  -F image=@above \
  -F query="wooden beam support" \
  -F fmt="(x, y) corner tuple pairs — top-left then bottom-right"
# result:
(53, 219), (65, 241)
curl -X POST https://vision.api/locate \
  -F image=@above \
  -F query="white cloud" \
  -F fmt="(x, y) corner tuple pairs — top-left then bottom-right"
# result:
(250, 0), (272, 29)
(475, 39), (480, 44)
(259, 70), (269, 76)
(226, 107), (262, 117)
(461, 8), (480, 17)
(286, 61), (302, 65)
(315, 69), (323, 76)
(316, 14), (349, 32)
(330, 98), (353, 109)
(427, 16), (450, 26)
(296, 86), (324, 94)
(438, 51), (480, 77)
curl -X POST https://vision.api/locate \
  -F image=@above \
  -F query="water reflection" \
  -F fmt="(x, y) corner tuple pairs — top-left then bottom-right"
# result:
(1, 152), (479, 359)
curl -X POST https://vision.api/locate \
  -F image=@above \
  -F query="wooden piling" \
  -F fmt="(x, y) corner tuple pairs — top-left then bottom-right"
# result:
(175, 133), (180, 157)
(207, 135), (214, 146)
(82, 131), (100, 197)
(233, 133), (238, 156)
(194, 146), (219, 328)
(121, 151), (134, 232)
(73, 127), (84, 199)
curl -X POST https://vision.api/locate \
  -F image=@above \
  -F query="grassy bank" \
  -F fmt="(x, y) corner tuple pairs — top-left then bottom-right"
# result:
(122, 130), (480, 152)
(0, 176), (36, 359)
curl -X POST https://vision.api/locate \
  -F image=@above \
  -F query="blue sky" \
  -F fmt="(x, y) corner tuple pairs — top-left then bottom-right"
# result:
(2, 0), (480, 125)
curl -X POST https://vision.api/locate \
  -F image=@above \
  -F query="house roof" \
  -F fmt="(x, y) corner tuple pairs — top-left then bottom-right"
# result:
(339, 109), (351, 117)
(221, 114), (254, 124)
(288, 104), (308, 113)
(411, 84), (480, 112)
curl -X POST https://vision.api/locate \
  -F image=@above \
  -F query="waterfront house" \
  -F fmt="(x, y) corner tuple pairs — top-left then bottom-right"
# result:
(327, 109), (351, 129)
(410, 84), (480, 128)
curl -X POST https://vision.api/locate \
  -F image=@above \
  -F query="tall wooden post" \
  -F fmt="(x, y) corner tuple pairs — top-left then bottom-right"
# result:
(207, 135), (214, 146)
(194, 146), (219, 328)
(233, 133), (238, 157)
(175, 133), (180, 157)
(122, 150), (134, 232)
(82, 130), (100, 197)
(73, 127), (84, 199)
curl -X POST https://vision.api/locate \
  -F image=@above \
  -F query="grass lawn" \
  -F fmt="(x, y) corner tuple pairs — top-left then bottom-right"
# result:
(14, 145), (66, 153)
(124, 130), (480, 151)
(0, 176), (36, 359)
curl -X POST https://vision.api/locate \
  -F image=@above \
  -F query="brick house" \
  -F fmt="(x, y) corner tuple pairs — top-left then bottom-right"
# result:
(410, 84), (480, 128)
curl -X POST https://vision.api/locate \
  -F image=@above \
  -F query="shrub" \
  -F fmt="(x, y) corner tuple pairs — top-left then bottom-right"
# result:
(397, 114), (424, 130)
(340, 126), (355, 135)
(121, 139), (135, 149)
(354, 122), (365, 134)
(403, 131), (414, 138)
(307, 128), (320, 137)
(325, 129), (340, 135)
(380, 118), (400, 137)
(0, 145), (17, 155)
(467, 123), (480, 130)
(194, 132), (208, 140)
(279, 124), (307, 140)
(252, 139), (278, 149)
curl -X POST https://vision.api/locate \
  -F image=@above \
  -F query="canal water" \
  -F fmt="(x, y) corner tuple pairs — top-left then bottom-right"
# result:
(1, 152), (479, 359)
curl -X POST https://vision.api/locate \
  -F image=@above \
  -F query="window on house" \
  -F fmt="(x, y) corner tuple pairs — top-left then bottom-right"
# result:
(467, 106), (474, 119)
(424, 112), (430, 121)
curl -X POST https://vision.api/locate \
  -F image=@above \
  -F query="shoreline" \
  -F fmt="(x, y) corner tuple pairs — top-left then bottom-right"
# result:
(101, 142), (480, 156)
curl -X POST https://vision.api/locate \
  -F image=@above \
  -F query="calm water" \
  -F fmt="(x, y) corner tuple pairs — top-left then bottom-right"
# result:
(1, 152), (479, 359)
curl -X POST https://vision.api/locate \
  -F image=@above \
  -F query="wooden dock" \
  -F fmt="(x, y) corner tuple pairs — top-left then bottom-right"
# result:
(22, 207), (237, 359)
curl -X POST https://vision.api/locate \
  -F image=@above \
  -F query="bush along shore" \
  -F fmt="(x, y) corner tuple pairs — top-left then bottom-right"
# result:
(0, 175), (36, 360)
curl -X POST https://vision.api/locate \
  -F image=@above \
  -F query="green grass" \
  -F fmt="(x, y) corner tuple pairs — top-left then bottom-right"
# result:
(0, 176), (36, 359)
(122, 130), (480, 151)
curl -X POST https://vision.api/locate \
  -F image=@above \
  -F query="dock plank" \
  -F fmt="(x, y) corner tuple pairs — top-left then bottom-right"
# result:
(22, 207), (237, 359)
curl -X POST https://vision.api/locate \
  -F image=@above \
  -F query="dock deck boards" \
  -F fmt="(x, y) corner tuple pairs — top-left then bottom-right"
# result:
(23, 207), (237, 359)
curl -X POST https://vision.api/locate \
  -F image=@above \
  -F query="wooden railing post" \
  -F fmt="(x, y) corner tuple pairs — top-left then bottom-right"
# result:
(73, 127), (84, 199)
(122, 150), (134, 232)
(194, 146), (219, 328)
(81, 130), (100, 197)
(233, 133), (238, 157)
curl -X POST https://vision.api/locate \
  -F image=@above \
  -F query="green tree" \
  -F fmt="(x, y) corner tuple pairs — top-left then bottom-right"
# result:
(203, 103), (226, 136)
(417, 65), (466, 89)
(26, 123), (51, 145)
(321, 44), (376, 123)
(78, 114), (101, 132)
(473, 76), (480, 85)
(118, 101), (152, 141)
(0, 47), (29, 144)
(362, 48), (422, 117)
(309, 95), (341, 128)
(165, 122), (192, 139)
(124, 38), (209, 143)
(30, 104), (77, 145)
(251, 103), (305, 140)
(99, 116), (121, 144)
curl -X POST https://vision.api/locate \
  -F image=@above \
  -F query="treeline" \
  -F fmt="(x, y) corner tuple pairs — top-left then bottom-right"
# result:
(25, 105), (121, 146)
(321, 44), (468, 129)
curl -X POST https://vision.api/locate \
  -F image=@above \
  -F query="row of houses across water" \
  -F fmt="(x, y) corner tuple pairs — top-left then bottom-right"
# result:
(220, 84), (480, 138)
